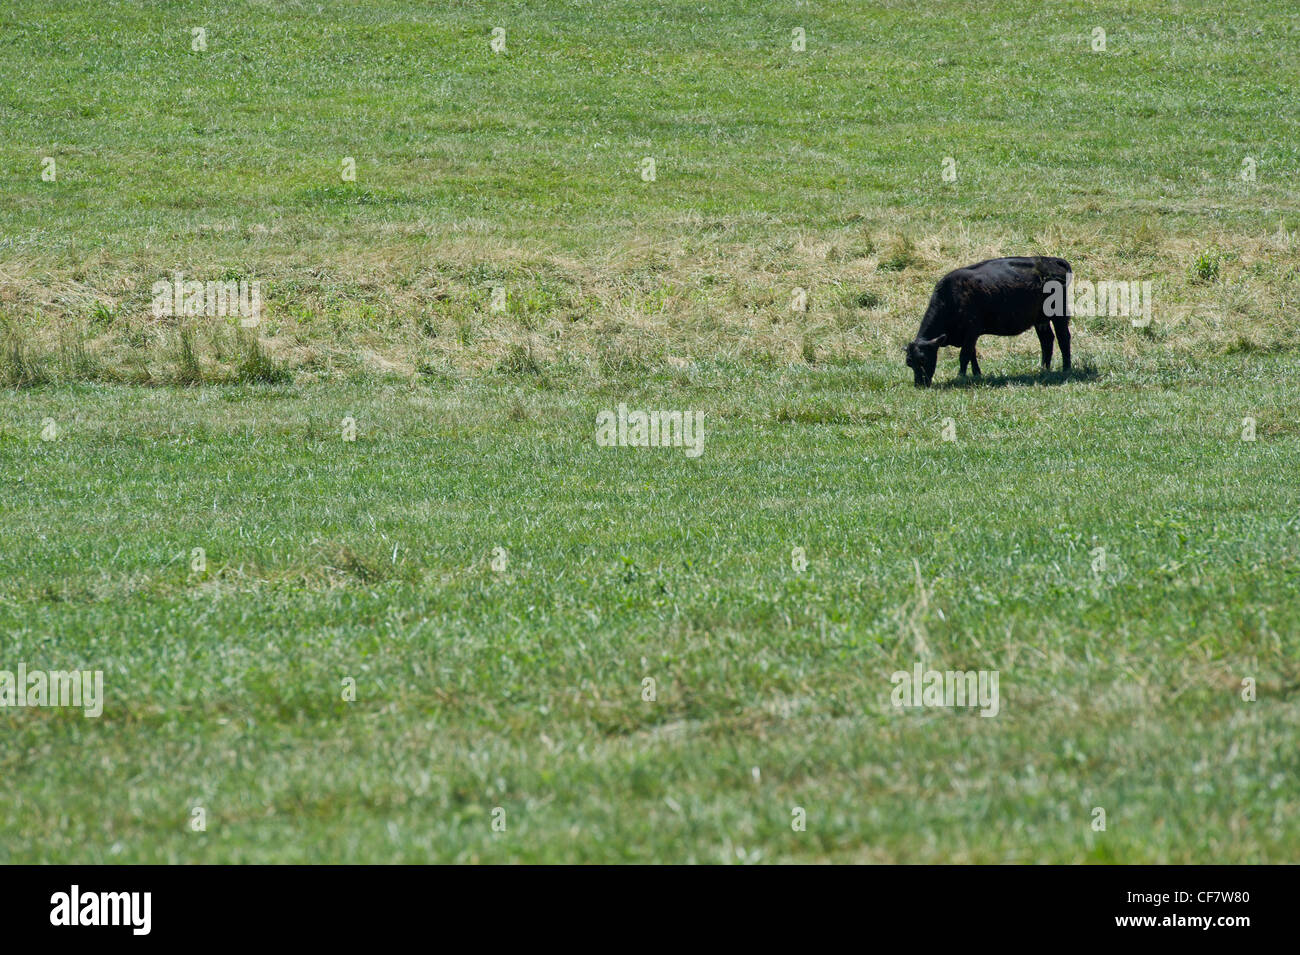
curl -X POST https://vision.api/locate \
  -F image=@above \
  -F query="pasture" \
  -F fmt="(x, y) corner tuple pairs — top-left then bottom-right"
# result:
(1, 0), (1297, 862)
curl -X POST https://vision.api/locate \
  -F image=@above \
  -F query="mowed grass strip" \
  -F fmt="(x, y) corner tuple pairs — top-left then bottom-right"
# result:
(1, 355), (1297, 861)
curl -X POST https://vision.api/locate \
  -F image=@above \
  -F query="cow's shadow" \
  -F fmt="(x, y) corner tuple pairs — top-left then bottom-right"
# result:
(937, 364), (1100, 390)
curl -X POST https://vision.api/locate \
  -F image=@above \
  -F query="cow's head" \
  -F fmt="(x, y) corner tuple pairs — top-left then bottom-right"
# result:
(904, 335), (947, 387)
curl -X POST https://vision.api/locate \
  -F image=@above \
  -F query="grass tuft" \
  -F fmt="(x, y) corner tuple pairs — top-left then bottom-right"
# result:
(2, 328), (50, 388)
(1191, 249), (1222, 284)
(878, 236), (918, 272)
(175, 325), (204, 386)
(234, 330), (292, 385)
(496, 341), (543, 376)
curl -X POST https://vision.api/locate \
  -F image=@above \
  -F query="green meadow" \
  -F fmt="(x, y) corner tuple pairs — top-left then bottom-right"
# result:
(1, 1), (1298, 862)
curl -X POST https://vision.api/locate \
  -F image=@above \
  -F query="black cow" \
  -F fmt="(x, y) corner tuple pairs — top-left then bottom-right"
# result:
(905, 256), (1072, 387)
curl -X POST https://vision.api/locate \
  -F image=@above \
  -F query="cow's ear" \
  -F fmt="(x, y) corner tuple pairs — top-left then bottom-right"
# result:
(931, 335), (948, 347)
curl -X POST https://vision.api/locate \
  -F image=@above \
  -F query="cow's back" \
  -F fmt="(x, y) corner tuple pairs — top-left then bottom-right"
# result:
(943, 256), (1070, 336)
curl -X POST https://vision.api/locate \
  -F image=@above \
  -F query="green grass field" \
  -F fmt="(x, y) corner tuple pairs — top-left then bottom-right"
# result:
(2, 1), (1298, 862)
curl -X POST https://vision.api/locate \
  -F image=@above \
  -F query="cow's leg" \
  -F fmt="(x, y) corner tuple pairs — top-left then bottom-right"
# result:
(960, 332), (981, 377)
(1035, 321), (1054, 371)
(1052, 316), (1071, 372)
